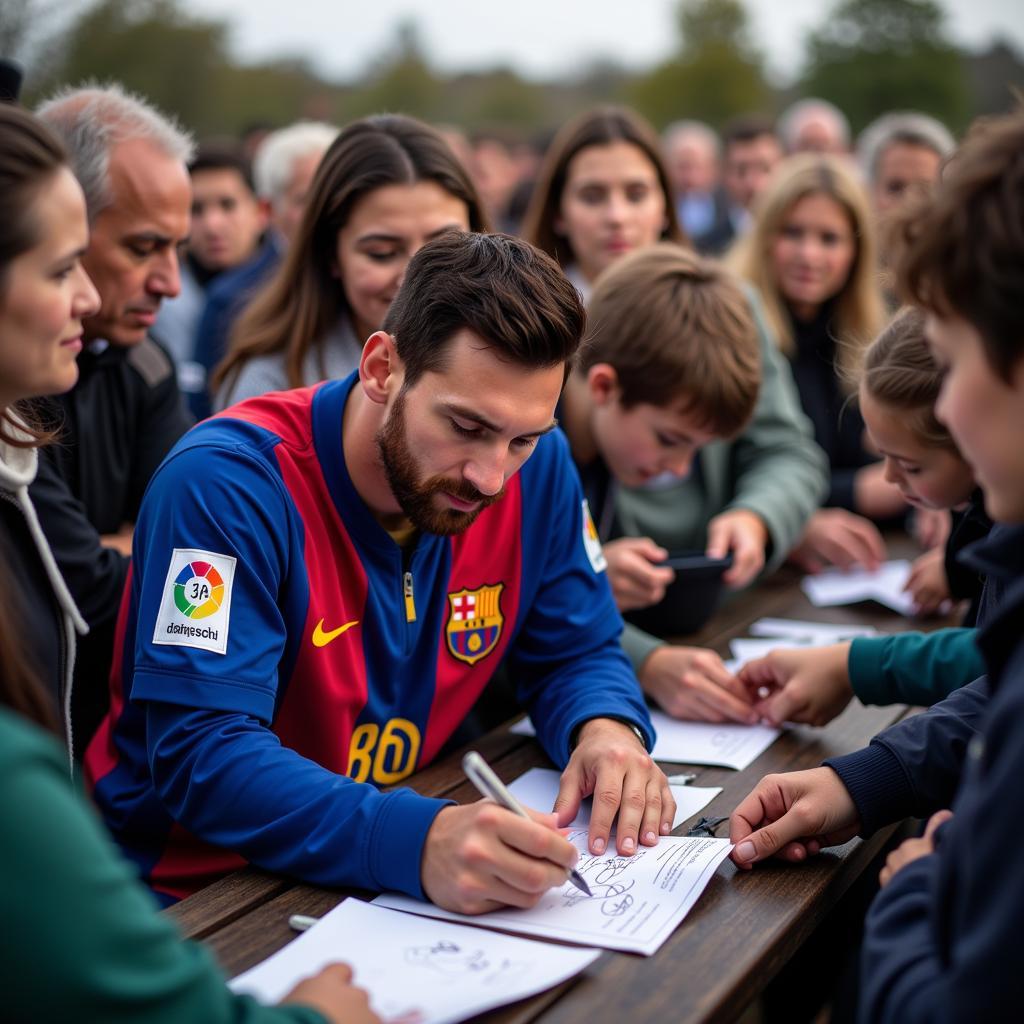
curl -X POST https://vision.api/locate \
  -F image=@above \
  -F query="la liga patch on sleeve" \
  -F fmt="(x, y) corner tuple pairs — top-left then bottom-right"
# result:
(581, 499), (607, 573)
(153, 548), (237, 655)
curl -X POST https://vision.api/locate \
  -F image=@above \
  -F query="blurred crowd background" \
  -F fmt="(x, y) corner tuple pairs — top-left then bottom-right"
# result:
(4, 0), (1021, 160)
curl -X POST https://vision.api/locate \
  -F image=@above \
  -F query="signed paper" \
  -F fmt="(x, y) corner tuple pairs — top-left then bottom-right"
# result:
(376, 832), (732, 956)
(801, 560), (916, 616)
(507, 767), (721, 833)
(230, 899), (599, 1023)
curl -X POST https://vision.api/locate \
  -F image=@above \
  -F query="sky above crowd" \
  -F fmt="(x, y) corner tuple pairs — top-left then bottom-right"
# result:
(184, 0), (1024, 82)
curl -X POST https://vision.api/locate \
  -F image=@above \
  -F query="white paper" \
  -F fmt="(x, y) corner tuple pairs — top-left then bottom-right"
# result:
(507, 767), (721, 833)
(229, 899), (599, 1023)
(749, 617), (877, 643)
(730, 636), (820, 665)
(375, 831), (732, 956)
(801, 559), (916, 616)
(648, 711), (781, 769)
(511, 714), (780, 770)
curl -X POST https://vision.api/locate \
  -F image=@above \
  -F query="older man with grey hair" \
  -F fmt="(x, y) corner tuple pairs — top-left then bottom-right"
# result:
(30, 82), (195, 752)
(661, 119), (728, 247)
(255, 120), (338, 246)
(857, 110), (955, 215)
(779, 97), (850, 155)
(188, 120), (339, 418)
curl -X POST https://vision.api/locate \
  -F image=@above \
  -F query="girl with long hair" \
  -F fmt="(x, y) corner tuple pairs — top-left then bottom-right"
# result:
(213, 114), (488, 408)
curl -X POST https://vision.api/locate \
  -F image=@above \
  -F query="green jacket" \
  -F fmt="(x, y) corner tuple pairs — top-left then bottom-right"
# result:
(614, 294), (829, 670)
(849, 628), (985, 707)
(0, 707), (324, 1024)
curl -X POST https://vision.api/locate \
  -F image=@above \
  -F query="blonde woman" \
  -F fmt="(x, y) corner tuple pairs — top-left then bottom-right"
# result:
(731, 154), (902, 572)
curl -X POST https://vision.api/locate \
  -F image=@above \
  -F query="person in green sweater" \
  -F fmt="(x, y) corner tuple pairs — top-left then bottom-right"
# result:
(0, 99), (376, 1024)
(560, 243), (827, 722)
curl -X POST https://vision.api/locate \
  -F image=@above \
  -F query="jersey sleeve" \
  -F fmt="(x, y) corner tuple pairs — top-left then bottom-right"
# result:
(129, 436), (301, 723)
(509, 431), (654, 764)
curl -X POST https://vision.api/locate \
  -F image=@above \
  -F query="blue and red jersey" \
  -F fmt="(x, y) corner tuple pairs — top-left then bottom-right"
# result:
(85, 375), (652, 905)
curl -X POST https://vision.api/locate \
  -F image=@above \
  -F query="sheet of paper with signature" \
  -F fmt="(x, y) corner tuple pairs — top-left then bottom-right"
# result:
(375, 831), (732, 956)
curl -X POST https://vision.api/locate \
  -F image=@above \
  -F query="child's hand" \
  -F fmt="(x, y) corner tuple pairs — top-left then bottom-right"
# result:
(738, 643), (853, 726)
(602, 537), (674, 611)
(788, 509), (887, 573)
(913, 507), (952, 550)
(905, 547), (951, 616)
(706, 509), (768, 588)
(879, 810), (953, 888)
(640, 645), (758, 723)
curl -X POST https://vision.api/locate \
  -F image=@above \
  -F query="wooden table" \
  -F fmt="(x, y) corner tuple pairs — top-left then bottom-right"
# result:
(167, 555), (952, 1023)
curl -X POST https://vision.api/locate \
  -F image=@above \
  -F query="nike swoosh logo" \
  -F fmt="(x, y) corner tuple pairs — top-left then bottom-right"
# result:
(312, 618), (360, 647)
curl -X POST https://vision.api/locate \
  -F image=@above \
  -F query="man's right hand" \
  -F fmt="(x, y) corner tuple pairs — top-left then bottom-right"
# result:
(738, 643), (853, 726)
(729, 766), (861, 868)
(421, 801), (578, 914)
(603, 537), (675, 611)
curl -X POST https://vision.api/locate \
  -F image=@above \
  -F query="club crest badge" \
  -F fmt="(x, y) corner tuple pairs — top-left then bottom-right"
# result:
(446, 583), (504, 666)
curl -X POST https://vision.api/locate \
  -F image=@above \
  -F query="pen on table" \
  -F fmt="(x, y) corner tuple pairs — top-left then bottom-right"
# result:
(288, 914), (319, 932)
(666, 773), (697, 786)
(462, 750), (592, 897)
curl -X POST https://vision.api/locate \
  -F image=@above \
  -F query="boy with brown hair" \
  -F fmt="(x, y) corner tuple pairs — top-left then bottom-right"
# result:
(560, 243), (826, 722)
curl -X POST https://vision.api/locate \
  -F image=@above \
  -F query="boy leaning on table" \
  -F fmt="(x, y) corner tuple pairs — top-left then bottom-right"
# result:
(728, 107), (1024, 1021)
(557, 243), (826, 723)
(84, 232), (675, 913)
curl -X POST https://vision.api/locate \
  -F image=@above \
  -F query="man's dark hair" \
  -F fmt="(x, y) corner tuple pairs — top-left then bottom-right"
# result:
(895, 107), (1024, 380)
(384, 232), (586, 387)
(722, 114), (777, 150)
(189, 140), (255, 194)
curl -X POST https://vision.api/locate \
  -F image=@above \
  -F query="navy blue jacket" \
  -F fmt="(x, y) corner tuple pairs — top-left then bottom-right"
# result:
(828, 524), (1024, 1020)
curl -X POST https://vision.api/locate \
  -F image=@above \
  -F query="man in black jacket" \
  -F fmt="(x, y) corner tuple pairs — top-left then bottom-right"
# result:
(31, 83), (195, 749)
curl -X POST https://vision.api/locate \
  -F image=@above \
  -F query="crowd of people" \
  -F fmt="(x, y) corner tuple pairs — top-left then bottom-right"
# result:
(0, 63), (1021, 1021)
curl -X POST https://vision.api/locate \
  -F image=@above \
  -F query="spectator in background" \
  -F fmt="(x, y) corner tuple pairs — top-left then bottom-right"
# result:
(731, 154), (899, 573)
(469, 132), (520, 231)
(521, 105), (685, 300)
(858, 111), (954, 217)
(154, 143), (267, 410)
(212, 114), (487, 409)
(661, 119), (731, 249)
(779, 98), (851, 155)
(34, 83), (195, 750)
(700, 114), (782, 255)
(191, 121), (339, 417)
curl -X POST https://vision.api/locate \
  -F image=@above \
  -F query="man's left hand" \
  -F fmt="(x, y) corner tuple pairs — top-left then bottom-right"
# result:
(553, 718), (675, 857)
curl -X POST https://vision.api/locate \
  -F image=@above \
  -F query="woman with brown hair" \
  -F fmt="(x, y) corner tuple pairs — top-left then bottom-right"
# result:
(0, 101), (376, 1024)
(213, 114), (488, 409)
(521, 105), (685, 300)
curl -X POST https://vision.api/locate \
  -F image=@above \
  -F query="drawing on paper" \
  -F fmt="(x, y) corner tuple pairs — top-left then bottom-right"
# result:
(404, 940), (529, 986)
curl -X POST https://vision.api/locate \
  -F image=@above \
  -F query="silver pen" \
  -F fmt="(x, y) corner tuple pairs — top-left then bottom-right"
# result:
(462, 750), (592, 896)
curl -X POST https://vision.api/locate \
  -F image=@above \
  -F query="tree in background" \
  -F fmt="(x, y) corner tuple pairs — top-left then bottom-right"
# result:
(800, 0), (970, 133)
(629, 0), (771, 129)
